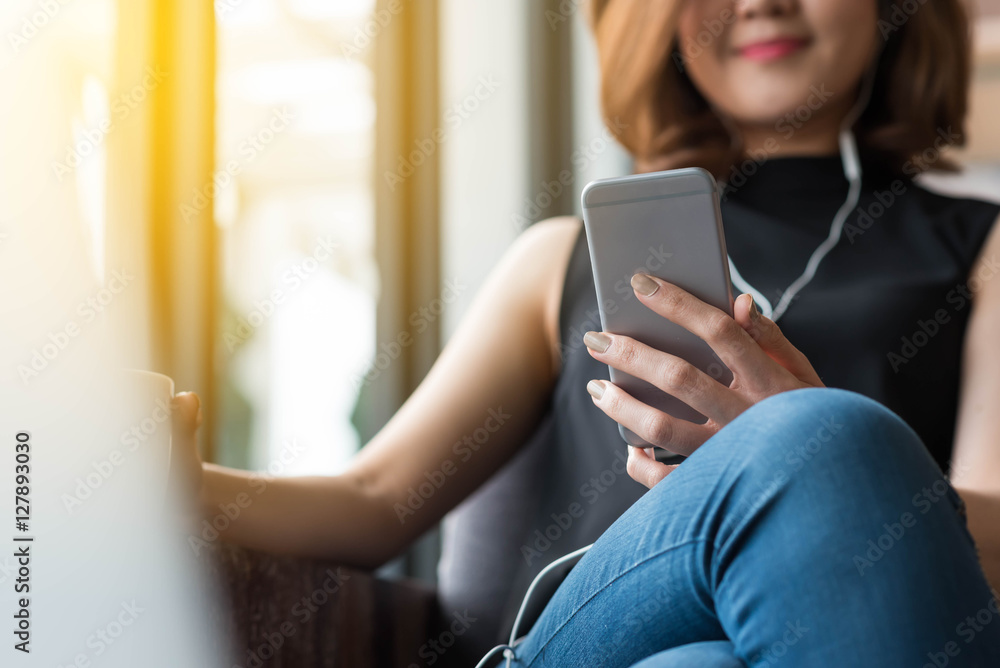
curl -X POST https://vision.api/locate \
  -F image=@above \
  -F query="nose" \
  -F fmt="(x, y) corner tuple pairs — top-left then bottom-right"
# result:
(734, 0), (797, 19)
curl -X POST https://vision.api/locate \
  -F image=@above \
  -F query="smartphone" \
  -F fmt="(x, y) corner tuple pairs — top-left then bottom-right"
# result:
(581, 167), (734, 451)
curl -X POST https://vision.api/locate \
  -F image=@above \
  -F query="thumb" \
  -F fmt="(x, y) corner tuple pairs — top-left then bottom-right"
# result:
(169, 392), (203, 496)
(170, 392), (202, 454)
(734, 294), (823, 386)
(626, 446), (679, 489)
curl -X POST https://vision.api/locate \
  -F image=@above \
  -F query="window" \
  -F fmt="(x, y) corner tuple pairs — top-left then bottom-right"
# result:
(4, 0), (117, 284)
(214, 0), (379, 475)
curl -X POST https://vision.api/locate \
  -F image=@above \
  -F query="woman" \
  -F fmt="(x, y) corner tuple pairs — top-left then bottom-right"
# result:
(174, 0), (1000, 665)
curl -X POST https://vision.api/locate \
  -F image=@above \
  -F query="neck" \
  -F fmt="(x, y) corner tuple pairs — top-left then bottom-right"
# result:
(735, 96), (856, 160)
(739, 123), (841, 158)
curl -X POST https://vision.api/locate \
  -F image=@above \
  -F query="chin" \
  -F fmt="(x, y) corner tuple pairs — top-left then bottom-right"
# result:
(718, 101), (805, 130)
(720, 81), (832, 126)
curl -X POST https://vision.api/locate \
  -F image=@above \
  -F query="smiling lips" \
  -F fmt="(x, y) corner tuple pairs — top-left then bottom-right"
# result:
(738, 37), (809, 62)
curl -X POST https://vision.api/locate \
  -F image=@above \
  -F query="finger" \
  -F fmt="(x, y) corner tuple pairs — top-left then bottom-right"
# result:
(630, 273), (776, 382)
(586, 379), (714, 456)
(170, 392), (201, 457)
(169, 392), (203, 502)
(583, 330), (749, 424)
(626, 445), (679, 489)
(734, 294), (824, 386)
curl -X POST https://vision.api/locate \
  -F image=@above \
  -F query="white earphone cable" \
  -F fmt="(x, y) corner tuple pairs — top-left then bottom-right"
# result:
(727, 256), (775, 319)
(728, 129), (862, 323)
(475, 543), (595, 668)
(727, 54), (880, 323)
(474, 644), (515, 668)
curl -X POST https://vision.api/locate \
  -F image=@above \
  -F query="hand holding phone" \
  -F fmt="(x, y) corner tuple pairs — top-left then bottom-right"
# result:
(581, 168), (734, 450)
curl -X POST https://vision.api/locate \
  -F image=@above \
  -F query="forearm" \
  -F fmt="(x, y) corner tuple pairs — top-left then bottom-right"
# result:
(955, 487), (1000, 593)
(197, 463), (402, 569)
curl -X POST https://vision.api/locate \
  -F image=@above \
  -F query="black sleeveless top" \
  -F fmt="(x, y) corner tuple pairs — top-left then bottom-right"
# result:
(437, 156), (999, 660)
(566, 156), (998, 470)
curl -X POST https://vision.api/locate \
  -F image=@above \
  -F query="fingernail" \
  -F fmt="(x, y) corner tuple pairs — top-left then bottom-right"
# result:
(172, 392), (200, 413)
(583, 331), (611, 353)
(631, 273), (659, 297)
(748, 297), (760, 323)
(587, 379), (606, 400)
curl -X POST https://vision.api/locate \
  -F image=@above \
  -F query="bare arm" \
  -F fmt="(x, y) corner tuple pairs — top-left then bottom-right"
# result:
(950, 214), (1000, 590)
(183, 218), (583, 569)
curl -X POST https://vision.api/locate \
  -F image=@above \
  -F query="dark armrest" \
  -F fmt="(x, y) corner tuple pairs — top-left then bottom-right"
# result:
(203, 542), (439, 667)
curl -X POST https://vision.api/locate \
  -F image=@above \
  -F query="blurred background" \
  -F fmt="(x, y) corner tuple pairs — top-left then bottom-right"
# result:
(2, 0), (999, 583)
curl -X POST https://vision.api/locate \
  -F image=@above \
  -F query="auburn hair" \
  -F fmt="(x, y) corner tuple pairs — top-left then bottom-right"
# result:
(588, 0), (972, 178)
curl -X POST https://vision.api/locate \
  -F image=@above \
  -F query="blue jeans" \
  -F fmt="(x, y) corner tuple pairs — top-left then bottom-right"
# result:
(506, 388), (1000, 667)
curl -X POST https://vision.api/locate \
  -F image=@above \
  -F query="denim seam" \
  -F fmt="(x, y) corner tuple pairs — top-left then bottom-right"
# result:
(524, 537), (711, 667)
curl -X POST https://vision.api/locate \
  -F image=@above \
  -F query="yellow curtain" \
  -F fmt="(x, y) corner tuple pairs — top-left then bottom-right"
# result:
(106, 0), (218, 460)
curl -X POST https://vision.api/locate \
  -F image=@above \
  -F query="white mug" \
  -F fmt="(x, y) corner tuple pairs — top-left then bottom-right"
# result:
(116, 369), (176, 511)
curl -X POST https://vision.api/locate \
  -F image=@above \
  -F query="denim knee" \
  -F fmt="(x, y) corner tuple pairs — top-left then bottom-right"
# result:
(718, 387), (937, 483)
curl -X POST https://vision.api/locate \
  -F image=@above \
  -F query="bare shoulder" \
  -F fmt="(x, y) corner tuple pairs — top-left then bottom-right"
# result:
(509, 216), (583, 378)
(952, 213), (1000, 490)
(971, 213), (1000, 300)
